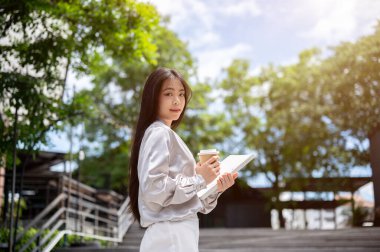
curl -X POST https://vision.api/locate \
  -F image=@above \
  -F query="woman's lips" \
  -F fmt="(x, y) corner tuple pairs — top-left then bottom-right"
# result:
(170, 109), (181, 113)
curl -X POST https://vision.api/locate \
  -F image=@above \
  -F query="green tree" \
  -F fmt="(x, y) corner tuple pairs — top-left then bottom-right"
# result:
(73, 21), (233, 193)
(1, 0), (161, 159)
(70, 22), (194, 192)
(219, 54), (355, 227)
(320, 22), (380, 225)
(0, 0), (163, 235)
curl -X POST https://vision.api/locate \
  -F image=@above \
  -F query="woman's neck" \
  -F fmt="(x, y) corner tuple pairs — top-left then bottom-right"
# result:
(158, 117), (172, 127)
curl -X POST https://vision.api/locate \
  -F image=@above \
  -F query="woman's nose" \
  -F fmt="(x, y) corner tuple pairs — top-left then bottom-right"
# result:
(173, 96), (180, 105)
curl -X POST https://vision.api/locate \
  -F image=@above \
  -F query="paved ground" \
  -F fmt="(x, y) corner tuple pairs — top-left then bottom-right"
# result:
(197, 227), (380, 252)
(57, 226), (380, 252)
(121, 226), (380, 252)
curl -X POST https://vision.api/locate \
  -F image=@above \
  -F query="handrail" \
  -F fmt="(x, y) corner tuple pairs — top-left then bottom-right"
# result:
(39, 212), (130, 252)
(117, 197), (130, 216)
(70, 195), (118, 215)
(61, 187), (98, 202)
(19, 206), (120, 252)
(20, 199), (132, 252)
(38, 220), (65, 250)
(14, 173), (134, 252)
(61, 175), (98, 194)
(65, 208), (118, 226)
(16, 193), (67, 241)
(42, 230), (72, 252)
(19, 208), (66, 252)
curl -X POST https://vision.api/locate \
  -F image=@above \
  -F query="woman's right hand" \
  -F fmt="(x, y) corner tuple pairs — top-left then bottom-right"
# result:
(195, 156), (220, 185)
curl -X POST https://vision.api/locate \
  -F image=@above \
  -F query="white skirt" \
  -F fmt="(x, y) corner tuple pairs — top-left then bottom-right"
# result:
(140, 216), (199, 252)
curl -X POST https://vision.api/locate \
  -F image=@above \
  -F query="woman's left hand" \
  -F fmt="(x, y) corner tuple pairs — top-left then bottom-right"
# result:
(217, 172), (238, 192)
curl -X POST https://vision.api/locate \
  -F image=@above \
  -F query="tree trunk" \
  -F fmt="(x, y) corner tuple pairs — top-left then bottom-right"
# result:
(273, 171), (285, 228)
(1, 113), (9, 222)
(277, 195), (285, 228)
(369, 128), (380, 226)
(9, 106), (18, 252)
(0, 156), (5, 218)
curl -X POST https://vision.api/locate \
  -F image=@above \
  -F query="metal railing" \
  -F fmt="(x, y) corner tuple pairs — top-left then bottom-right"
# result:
(13, 175), (134, 252)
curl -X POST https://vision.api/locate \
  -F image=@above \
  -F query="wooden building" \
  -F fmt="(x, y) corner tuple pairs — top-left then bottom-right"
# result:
(199, 180), (272, 228)
(199, 176), (372, 228)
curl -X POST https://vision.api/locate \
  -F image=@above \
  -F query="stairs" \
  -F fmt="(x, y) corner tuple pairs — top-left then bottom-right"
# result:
(10, 174), (132, 252)
(55, 220), (145, 252)
(55, 227), (380, 252)
(116, 220), (145, 251)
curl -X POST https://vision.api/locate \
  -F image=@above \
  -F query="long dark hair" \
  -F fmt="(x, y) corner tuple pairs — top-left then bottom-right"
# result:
(128, 67), (192, 223)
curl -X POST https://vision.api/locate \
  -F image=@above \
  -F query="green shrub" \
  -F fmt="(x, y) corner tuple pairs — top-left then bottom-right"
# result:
(0, 227), (38, 252)
(0, 227), (111, 251)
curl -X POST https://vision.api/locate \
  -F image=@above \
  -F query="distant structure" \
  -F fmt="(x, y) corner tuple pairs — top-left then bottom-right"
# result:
(199, 177), (373, 229)
(1, 151), (373, 231)
(199, 180), (271, 228)
(1, 151), (132, 252)
(1, 151), (125, 224)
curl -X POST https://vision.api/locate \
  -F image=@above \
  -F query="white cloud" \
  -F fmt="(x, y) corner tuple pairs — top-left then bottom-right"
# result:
(149, 0), (262, 28)
(195, 43), (253, 80)
(299, 0), (357, 43)
(147, 0), (380, 81)
(217, 0), (262, 17)
(149, 0), (220, 51)
(354, 0), (380, 35)
(149, 0), (213, 31)
(295, 0), (380, 44)
(190, 31), (221, 50)
(148, 0), (260, 80)
(149, 0), (263, 50)
(278, 57), (299, 67)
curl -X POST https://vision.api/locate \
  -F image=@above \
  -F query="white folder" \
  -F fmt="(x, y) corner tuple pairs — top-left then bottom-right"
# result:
(197, 153), (256, 200)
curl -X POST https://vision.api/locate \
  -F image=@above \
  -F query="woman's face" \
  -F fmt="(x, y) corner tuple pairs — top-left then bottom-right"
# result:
(158, 77), (186, 126)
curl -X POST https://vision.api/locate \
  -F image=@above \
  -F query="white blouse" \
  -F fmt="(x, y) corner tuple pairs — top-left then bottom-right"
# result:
(137, 120), (220, 227)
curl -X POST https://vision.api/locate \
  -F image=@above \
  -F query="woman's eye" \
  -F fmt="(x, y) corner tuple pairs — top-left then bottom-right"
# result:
(179, 93), (185, 97)
(164, 93), (173, 96)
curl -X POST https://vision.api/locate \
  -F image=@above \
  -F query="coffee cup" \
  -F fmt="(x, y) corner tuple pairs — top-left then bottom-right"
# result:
(198, 149), (219, 164)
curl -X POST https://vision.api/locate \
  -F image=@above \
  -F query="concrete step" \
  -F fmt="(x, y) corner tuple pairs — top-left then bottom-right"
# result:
(117, 220), (144, 247)
(55, 227), (380, 252)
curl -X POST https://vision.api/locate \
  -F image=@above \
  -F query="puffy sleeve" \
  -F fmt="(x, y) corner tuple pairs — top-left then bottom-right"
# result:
(138, 127), (206, 207)
(199, 191), (222, 214)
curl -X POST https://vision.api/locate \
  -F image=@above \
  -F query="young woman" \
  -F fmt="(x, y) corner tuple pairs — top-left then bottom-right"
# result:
(128, 67), (238, 252)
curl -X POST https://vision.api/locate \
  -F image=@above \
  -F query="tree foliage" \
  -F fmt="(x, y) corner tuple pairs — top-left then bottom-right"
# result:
(2, 0), (379, 227)
(219, 22), (380, 226)
(73, 22), (232, 193)
(0, 0), (162, 166)
(320, 22), (380, 225)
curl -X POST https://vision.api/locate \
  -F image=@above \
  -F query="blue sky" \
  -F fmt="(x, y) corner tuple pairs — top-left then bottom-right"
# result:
(148, 0), (380, 80)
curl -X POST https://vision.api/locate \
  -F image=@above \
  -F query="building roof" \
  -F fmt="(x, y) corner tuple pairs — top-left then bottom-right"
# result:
(17, 151), (66, 174)
(278, 199), (351, 209)
(281, 177), (371, 192)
